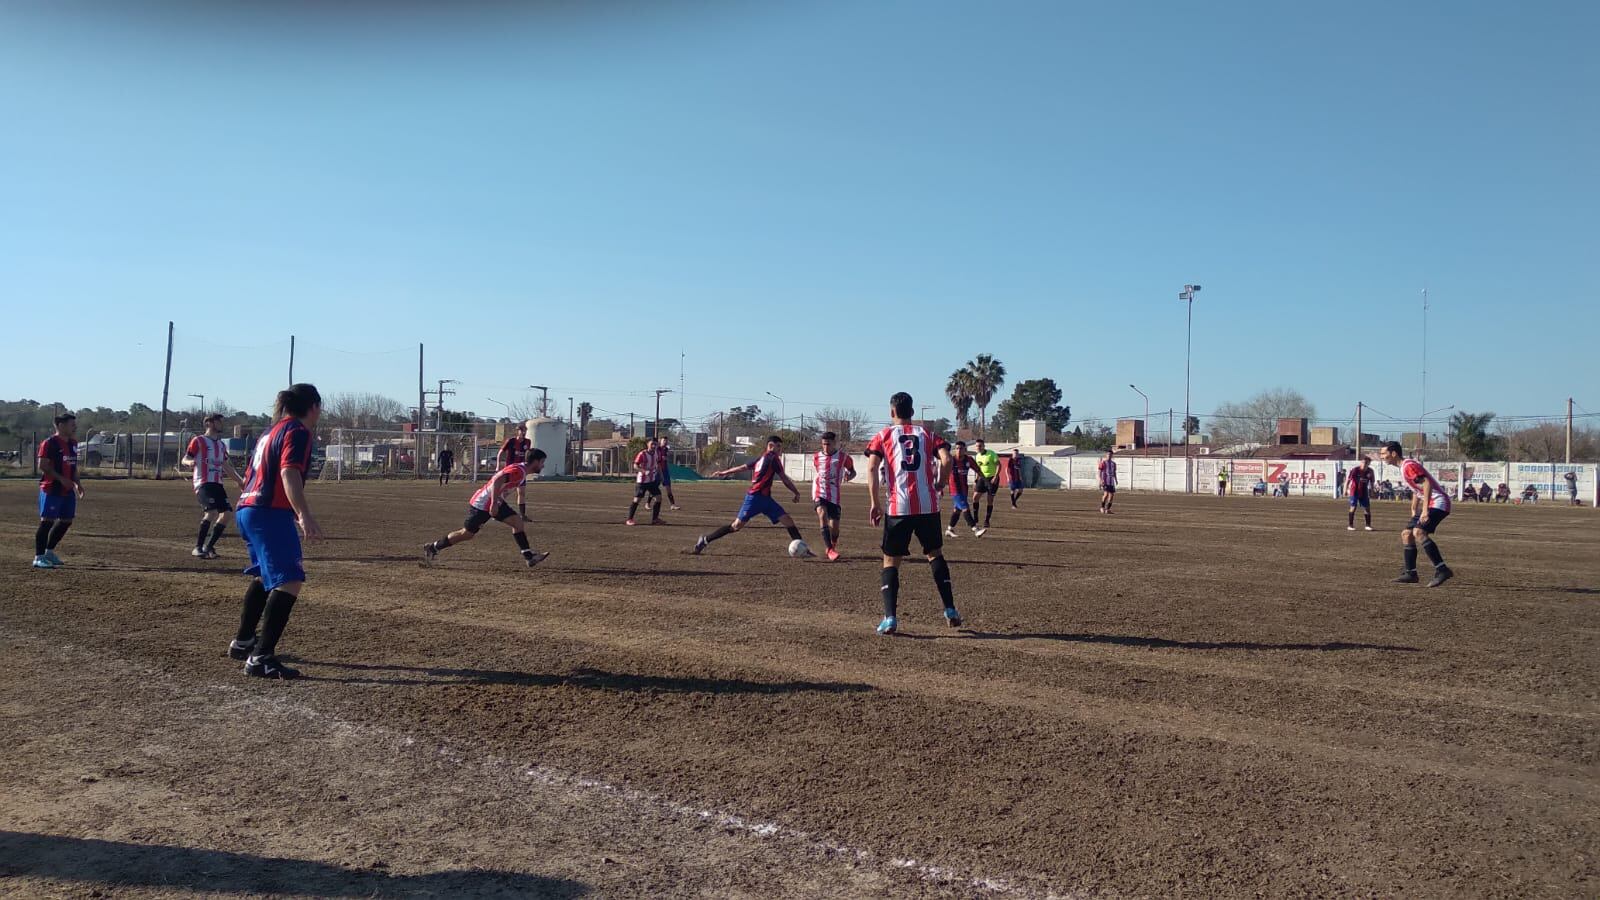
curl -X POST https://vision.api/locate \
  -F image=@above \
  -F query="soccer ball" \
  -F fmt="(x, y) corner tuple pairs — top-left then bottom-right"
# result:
(787, 539), (810, 558)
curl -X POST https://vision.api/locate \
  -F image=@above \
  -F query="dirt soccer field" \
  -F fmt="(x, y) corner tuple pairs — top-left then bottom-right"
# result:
(1, 477), (1595, 898)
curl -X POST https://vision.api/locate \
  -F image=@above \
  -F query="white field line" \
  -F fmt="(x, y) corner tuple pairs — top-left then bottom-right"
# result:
(16, 632), (1076, 900)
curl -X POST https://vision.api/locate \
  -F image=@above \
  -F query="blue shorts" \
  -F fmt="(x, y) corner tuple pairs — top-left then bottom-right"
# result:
(39, 491), (77, 521)
(736, 493), (787, 524)
(1349, 495), (1370, 509)
(237, 506), (305, 591)
(952, 493), (970, 512)
(659, 468), (672, 485)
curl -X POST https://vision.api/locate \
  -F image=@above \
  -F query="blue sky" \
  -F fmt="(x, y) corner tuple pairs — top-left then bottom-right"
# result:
(3, 2), (1596, 437)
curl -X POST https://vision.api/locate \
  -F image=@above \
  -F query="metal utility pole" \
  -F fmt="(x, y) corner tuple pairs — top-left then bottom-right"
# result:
(529, 385), (549, 419)
(1356, 402), (1364, 459)
(288, 335), (295, 386)
(1567, 397), (1574, 464)
(417, 343), (425, 479)
(1168, 409), (1173, 458)
(189, 393), (205, 416)
(1129, 384), (1148, 448)
(434, 379), (458, 430)
(654, 389), (673, 440)
(1421, 286), (1429, 443)
(1178, 284), (1202, 491)
(766, 392), (785, 430)
(155, 321), (173, 479)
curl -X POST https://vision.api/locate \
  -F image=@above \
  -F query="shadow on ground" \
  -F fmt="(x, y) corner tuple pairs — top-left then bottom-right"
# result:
(957, 632), (1421, 652)
(0, 831), (587, 898)
(295, 659), (877, 693)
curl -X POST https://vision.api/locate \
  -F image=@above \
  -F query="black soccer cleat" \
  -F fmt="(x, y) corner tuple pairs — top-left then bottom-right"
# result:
(1427, 565), (1454, 588)
(422, 543), (438, 564)
(245, 655), (301, 680)
(227, 639), (254, 661)
(691, 536), (708, 556)
(1392, 571), (1420, 584)
(524, 550), (550, 568)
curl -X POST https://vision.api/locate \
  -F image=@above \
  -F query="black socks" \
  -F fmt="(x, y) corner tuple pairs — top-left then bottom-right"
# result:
(1403, 545), (1418, 574)
(949, 511), (961, 529)
(254, 589), (298, 659)
(429, 535), (454, 553)
(208, 522), (226, 551)
(35, 522), (51, 556)
(880, 567), (899, 618)
(1420, 537), (1445, 569)
(237, 579), (270, 643)
(46, 520), (70, 550)
(196, 520), (212, 550)
(930, 555), (955, 609)
(785, 525), (804, 542)
(628, 501), (640, 519)
(513, 531), (531, 552)
(705, 524), (736, 544)
(519, 502), (527, 519)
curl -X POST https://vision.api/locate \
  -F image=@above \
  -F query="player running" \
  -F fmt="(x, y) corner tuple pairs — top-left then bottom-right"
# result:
(229, 384), (324, 680)
(32, 413), (82, 569)
(812, 431), (856, 561)
(423, 448), (550, 568)
(1346, 455), (1375, 531)
(971, 439), (1001, 530)
(1380, 441), (1454, 587)
(181, 413), (246, 558)
(867, 392), (963, 635)
(1098, 449), (1118, 513)
(656, 438), (681, 510)
(498, 423), (533, 518)
(1003, 448), (1026, 509)
(626, 439), (664, 525)
(942, 441), (983, 538)
(691, 436), (814, 557)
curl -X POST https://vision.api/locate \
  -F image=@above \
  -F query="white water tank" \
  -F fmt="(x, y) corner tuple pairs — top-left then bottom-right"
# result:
(1018, 419), (1047, 447)
(527, 418), (569, 477)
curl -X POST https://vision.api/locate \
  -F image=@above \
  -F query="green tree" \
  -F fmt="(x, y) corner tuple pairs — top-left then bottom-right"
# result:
(965, 354), (1006, 438)
(1449, 411), (1500, 460)
(990, 378), (1071, 438)
(1184, 415), (1200, 438)
(945, 369), (976, 433)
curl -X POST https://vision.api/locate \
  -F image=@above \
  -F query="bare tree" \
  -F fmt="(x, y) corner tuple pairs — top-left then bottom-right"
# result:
(1500, 422), (1598, 461)
(815, 407), (872, 442)
(1209, 388), (1317, 449)
(326, 392), (406, 428)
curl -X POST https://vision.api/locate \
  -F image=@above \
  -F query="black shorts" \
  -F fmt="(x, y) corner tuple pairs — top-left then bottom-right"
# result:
(1406, 508), (1449, 534)
(814, 499), (841, 520)
(881, 513), (944, 558)
(464, 502), (519, 533)
(196, 483), (232, 512)
(975, 477), (998, 495)
(440, 461), (454, 472)
(1101, 483), (1116, 494)
(634, 481), (661, 499)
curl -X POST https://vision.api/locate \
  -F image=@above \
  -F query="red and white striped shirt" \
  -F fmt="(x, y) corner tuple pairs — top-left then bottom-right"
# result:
(866, 424), (946, 516)
(1401, 459), (1452, 513)
(471, 463), (527, 511)
(634, 449), (659, 484)
(811, 450), (856, 504)
(187, 435), (229, 490)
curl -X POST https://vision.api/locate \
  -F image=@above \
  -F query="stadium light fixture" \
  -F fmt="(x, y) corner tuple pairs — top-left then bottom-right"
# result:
(1178, 284), (1202, 489)
(1128, 385), (1147, 449)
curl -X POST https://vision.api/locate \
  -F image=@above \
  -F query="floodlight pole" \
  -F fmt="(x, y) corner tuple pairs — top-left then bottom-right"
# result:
(1129, 384), (1148, 449)
(529, 385), (549, 419)
(1179, 284), (1202, 491)
(189, 394), (205, 416)
(766, 392), (785, 429)
(655, 389), (672, 441)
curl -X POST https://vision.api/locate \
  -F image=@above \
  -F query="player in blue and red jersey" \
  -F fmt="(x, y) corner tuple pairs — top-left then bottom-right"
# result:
(691, 435), (814, 557)
(32, 413), (82, 569)
(498, 423), (533, 518)
(227, 384), (324, 680)
(1346, 456), (1376, 531)
(423, 448), (550, 568)
(1380, 441), (1454, 587)
(942, 441), (983, 538)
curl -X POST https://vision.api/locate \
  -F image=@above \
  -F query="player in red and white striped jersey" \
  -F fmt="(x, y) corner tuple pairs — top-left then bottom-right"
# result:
(626, 439), (665, 525)
(423, 448), (549, 568)
(1381, 441), (1454, 587)
(864, 392), (962, 635)
(180, 413), (246, 559)
(811, 431), (856, 561)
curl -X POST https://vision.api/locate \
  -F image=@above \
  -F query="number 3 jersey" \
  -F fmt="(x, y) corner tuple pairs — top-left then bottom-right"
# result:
(866, 424), (947, 516)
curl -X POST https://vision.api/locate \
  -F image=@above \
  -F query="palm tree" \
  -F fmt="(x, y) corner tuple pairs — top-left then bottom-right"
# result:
(966, 354), (1006, 438)
(945, 369), (976, 432)
(576, 402), (593, 474)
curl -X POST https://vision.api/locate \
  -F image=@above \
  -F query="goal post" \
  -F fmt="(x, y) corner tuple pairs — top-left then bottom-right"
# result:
(321, 428), (480, 483)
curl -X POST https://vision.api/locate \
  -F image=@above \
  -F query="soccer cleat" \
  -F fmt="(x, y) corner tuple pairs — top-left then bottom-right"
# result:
(973, 527), (987, 537)
(691, 536), (708, 555)
(876, 616), (897, 635)
(1427, 565), (1454, 588)
(826, 548), (839, 562)
(228, 639), (254, 661)
(31, 555), (57, 569)
(944, 527), (957, 538)
(1364, 526), (1374, 532)
(204, 549), (221, 559)
(422, 543), (438, 564)
(625, 519), (637, 527)
(670, 504), (682, 511)
(944, 607), (963, 628)
(651, 519), (668, 526)
(1347, 526), (1356, 531)
(43, 550), (64, 565)
(524, 551), (550, 568)
(192, 547), (208, 557)
(1392, 571), (1420, 584)
(244, 655), (301, 680)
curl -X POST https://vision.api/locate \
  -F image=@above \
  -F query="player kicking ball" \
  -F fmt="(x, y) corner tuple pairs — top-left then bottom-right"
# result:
(1379, 441), (1454, 587)
(811, 431), (856, 561)
(867, 392), (963, 635)
(692, 436), (815, 557)
(423, 448), (550, 568)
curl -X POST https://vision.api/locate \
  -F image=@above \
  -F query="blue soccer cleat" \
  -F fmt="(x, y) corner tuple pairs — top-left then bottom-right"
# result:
(876, 616), (897, 635)
(944, 607), (963, 628)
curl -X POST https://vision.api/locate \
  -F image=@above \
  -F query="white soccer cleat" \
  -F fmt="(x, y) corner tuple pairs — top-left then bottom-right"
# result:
(973, 527), (987, 537)
(1347, 526), (1356, 531)
(944, 527), (957, 538)
(192, 547), (208, 557)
